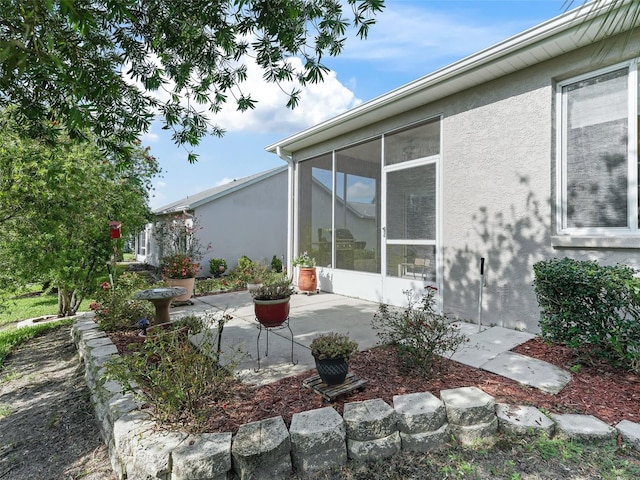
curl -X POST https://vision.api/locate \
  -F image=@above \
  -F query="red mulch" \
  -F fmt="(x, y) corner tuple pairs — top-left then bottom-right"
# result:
(107, 332), (640, 434)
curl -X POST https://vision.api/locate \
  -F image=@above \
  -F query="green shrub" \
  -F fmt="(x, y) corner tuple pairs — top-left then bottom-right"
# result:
(230, 257), (267, 285)
(208, 258), (227, 277)
(195, 277), (243, 295)
(104, 312), (242, 429)
(270, 255), (283, 273)
(371, 288), (467, 378)
(533, 258), (640, 372)
(91, 272), (155, 331)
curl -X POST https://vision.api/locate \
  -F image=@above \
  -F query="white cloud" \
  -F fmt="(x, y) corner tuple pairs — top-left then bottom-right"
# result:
(215, 177), (235, 187)
(347, 180), (375, 201)
(140, 131), (159, 143)
(207, 57), (361, 134)
(123, 50), (361, 137)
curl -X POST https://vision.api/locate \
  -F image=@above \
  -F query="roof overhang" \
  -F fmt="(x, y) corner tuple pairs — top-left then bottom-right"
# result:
(266, 0), (638, 155)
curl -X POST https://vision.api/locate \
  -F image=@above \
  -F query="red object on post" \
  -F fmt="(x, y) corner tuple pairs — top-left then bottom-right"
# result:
(109, 221), (121, 239)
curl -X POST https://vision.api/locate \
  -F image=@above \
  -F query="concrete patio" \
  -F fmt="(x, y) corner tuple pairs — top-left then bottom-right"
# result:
(169, 290), (570, 393)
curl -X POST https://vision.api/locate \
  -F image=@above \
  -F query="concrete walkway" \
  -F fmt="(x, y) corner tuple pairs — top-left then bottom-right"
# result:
(170, 290), (571, 393)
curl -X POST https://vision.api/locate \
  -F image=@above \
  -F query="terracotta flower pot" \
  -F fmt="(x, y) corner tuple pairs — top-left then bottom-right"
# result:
(166, 277), (195, 301)
(298, 267), (317, 292)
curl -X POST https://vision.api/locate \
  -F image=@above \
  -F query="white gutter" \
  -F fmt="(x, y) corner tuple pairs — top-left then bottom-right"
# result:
(276, 146), (295, 277)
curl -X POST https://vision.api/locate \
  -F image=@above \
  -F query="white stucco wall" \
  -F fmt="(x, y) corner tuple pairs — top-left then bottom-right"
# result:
(196, 171), (288, 273)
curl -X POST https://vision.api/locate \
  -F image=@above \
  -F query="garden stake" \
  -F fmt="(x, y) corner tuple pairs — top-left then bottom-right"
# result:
(477, 257), (485, 332)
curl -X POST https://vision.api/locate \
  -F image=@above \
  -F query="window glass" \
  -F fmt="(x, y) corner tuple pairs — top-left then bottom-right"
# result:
(335, 139), (381, 272)
(298, 154), (333, 266)
(386, 163), (436, 240)
(564, 68), (628, 228)
(385, 119), (440, 166)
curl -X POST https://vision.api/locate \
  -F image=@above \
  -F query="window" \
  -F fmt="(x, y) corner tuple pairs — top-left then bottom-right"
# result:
(557, 62), (638, 234)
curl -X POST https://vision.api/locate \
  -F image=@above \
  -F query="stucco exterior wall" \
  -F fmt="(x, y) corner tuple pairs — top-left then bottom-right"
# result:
(196, 172), (288, 272)
(289, 31), (640, 333)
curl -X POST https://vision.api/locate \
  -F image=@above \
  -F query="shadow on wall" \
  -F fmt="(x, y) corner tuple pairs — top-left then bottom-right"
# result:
(444, 176), (550, 332)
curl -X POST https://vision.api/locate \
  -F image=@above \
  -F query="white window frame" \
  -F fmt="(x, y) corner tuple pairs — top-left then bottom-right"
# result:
(556, 59), (639, 237)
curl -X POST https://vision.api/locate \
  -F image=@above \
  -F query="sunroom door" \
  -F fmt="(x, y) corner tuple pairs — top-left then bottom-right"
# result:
(382, 120), (440, 306)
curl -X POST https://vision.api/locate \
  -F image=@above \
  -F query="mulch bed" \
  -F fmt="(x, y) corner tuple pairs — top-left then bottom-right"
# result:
(107, 332), (640, 435)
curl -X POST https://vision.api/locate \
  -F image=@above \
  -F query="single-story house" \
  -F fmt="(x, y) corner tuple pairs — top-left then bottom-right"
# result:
(136, 166), (288, 273)
(267, 0), (640, 332)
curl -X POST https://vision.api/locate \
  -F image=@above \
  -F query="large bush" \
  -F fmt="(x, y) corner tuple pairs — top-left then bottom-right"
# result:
(533, 258), (640, 372)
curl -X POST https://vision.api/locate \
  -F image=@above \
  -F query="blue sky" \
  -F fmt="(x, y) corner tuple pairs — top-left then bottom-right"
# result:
(145, 0), (574, 210)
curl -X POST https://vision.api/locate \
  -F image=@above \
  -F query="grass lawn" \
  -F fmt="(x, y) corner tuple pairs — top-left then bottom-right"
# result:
(0, 319), (73, 368)
(0, 285), (91, 368)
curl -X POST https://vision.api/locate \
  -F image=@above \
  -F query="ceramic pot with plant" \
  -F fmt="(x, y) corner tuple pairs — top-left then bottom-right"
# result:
(250, 273), (295, 327)
(310, 332), (359, 385)
(292, 251), (317, 293)
(160, 253), (199, 301)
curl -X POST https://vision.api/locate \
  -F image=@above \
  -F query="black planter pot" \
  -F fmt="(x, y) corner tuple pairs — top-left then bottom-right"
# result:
(313, 355), (349, 385)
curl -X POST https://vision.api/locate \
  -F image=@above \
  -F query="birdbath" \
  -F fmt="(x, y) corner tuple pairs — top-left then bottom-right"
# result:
(133, 287), (187, 325)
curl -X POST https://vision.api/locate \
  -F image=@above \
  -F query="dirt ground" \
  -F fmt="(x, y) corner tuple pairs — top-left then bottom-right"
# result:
(0, 325), (115, 480)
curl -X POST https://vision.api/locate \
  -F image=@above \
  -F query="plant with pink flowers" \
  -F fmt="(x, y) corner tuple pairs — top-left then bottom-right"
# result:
(160, 253), (200, 279)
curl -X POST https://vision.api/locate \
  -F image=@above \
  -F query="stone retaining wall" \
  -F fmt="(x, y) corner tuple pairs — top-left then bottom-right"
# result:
(72, 316), (640, 480)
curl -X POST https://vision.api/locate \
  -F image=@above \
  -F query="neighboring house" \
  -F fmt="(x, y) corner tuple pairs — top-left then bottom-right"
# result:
(136, 166), (288, 273)
(267, 1), (640, 332)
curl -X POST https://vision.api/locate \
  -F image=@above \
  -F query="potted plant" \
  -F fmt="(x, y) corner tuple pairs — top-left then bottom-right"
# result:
(160, 253), (199, 302)
(310, 332), (359, 385)
(209, 258), (227, 277)
(292, 251), (317, 293)
(241, 259), (268, 293)
(250, 273), (295, 327)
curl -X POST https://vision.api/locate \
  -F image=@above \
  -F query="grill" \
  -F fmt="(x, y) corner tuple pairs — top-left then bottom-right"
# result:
(335, 229), (355, 269)
(335, 229), (354, 250)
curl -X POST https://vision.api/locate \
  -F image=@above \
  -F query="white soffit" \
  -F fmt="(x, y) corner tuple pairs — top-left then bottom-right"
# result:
(266, 0), (638, 154)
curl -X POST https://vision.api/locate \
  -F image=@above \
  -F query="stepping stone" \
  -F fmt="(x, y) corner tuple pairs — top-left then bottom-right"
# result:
(449, 326), (535, 368)
(481, 351), (572, 394)
(616, 420), (640, 449)
(551, 414), (616, 444)
(496, 404), (554, 437)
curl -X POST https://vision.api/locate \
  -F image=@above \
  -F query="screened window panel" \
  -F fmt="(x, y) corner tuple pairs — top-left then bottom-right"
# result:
(298, 154), (333, 267)
(335, 139), (381, 272)
(386, 244), (436, 280)
(385, 119), (440, 166)
(386, 164), (436, 240)
(564, 68), (628, 228)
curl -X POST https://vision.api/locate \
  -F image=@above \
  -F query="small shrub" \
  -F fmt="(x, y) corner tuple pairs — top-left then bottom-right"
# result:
(371, 288), (467, 378)
(91, 272), (155, 331)
(533, 258), (640, 372)
(250, 273), (294, 300)
(310, 332), (358, 361)
(230, 257), (268, 285)
(271, 255), (283, 273)
(195, 277), (243, 295)
(105, 311), (242, 429)
(209, 258), (227, 277)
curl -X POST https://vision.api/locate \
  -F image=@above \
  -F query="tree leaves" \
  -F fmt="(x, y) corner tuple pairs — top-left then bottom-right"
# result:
(0, 0), (385, 162)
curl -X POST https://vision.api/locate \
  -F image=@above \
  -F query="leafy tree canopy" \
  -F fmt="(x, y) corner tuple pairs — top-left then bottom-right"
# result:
(0, 111), (161, 315)
(0, 0), (385, 162)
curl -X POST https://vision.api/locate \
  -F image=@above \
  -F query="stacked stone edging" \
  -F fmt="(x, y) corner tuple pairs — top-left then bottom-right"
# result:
(71, 317), (640, 480)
